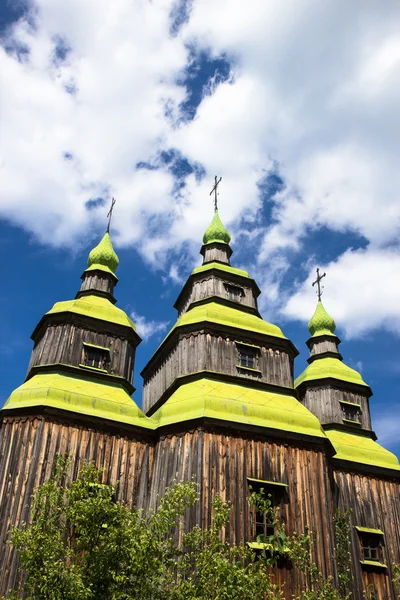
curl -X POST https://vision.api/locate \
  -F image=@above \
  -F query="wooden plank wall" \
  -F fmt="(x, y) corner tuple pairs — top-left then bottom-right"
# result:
(79, 272), (115, 296)
(309, 338), (340, 356)
(335, 469), (400, 600)
(28, 324), (135, 383)
(301, 387), (371, 429)
(0, 416), (153, 597)
(143, 332), (293, 413)
(178, 276), (256, 317)
(150, 428), (337, 599)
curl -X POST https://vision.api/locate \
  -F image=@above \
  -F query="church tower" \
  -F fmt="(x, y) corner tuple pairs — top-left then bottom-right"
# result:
(0, 228), (154, 596)
(295, 282), (400, 599)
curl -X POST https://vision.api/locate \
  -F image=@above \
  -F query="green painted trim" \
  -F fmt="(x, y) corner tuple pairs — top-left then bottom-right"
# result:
(170, 301), (287, 340)
(295, 357), (368, 388)
(83, 342), (110, 352)
(2, 371), (155, 430)
(360, 560), (387, 569)
(236, 365), (262, 375)
(151, 377), (326, 439)
(79, 364), (108, 373)
(342, 418), (361, 425)
(247, 478), (287, 488)
(339, 400), (361, 408)
(236, 341), (261, 351)
(355, 527), (384, 535)
(247, 542), (290, 552)
(325, 429), (400, 471)
(84, 264), (118, 280)
(46, 294), (136, 332)
(192, 262), (249, 278)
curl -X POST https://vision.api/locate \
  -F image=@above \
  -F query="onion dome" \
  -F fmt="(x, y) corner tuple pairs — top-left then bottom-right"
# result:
(308, 300), (336, 337)
(203, 210), (231, 245)
(87, 232), (119, 275)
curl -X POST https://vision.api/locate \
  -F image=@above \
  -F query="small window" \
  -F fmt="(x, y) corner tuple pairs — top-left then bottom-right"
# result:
(356, 527), (386, 567)
(82, 344), (110, 371)
(224, 283), (244, 302)
(248, 478), (287, 540)
(239, 348), (256, 369)
(340, 401), (361, 423)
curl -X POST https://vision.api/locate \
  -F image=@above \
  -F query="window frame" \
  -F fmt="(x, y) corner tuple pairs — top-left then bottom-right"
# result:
(224, 283), (245, 302)
(247, 478), (288, 540)
(81, 343), (111, 372)
(340, 400), (361, 424)
(355, 527), (387, 569)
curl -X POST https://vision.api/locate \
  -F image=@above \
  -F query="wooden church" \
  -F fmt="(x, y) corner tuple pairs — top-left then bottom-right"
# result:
(0, 198), (399, 599)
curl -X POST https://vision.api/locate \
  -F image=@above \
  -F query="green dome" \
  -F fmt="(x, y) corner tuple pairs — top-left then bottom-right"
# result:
(308, 300), (336, 337)
(203, 210), (231, 245)
(88, 233), (119, 274)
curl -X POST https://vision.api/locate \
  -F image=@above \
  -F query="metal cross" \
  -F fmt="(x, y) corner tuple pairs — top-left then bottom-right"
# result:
(312, 268), (326, 300)
(209, 176), (222, 211)
(106, 197), (116, 233)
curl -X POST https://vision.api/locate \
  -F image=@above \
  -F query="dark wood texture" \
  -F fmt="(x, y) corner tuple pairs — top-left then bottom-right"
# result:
(143, 331), (293, 413)
(79, 271), (115, 298)
(28, 324), (136, 384)
(0, 415), (153, 597)
(335, 468), (400, 600)
(300, 386), (372, 429)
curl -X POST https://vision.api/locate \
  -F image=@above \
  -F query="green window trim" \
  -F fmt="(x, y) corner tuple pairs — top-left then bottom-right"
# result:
(236, 365), (262, 375)
(247, 478), (288, 488)
(83, 342), (111, 353)
(355, 526), (384, 535)
(342, 418), (361, 425)
(359, 560), (387, 569)
(339, 400), (361, 408)
(235, 341), (261, 351)
(79, 363), (108, 374)
(247, 542), (290, 552)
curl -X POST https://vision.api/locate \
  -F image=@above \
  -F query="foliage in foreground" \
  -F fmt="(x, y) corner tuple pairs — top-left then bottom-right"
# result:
(5, 460), (352, 600)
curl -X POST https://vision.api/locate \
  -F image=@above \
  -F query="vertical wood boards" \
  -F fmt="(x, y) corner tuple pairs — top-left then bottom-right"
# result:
(0, 416), (153, 597)
(309, 338), (340, 357)
(29, 324), (135, 383)
(335, 469), (400, 600)
(79, 272), (115, 297)
(142, 332), (294, 413)
(301, 386), (372, 429)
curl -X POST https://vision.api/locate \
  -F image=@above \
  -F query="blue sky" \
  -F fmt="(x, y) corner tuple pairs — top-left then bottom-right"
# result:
(1, 0), (400, 457)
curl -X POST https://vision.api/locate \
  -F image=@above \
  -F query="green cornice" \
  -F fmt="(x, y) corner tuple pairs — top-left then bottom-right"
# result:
(84, 263), (118, 280)
(2, 371), (155, 430)
(87, 232), (119, 274)
(151, 377), (326, 439)
(295, 357), (369, 389)
(192, 262), (249, 278)
(308, 300), (336, 338)
(326, 429), (400, 471)
(173, 301), (286, 340)
(46, 294), (136, 333)
(203, 210), (231, 245)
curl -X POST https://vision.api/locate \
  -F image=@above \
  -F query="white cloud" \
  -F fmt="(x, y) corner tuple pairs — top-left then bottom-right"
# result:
(130, 310), (169, 341)
(283, 247), (400, 338)
(1, 0), (400, 337)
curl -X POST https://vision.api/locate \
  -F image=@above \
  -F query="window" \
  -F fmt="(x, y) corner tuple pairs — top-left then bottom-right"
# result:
(240, 348), (256, 368)
(340, 400), (361, 423)
(248, 478), (287, 540)
(224, 283), (244, 302)
(356, 527), (386, 568)
(82, 343), (110, 371)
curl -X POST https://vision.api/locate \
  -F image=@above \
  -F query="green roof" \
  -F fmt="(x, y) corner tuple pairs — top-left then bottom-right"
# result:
(192, 262), (250, 278)
(295, 357), (369, 388)
(355, 526), (384, 535)
(325, 429), (400, 471)
(203, 210), (231, 245)
(172, 301), (286, 339)
(151, 377), (326, 439)
(87, 232), (119, 275)
(46, 294), (136, 332)
(3, 371), (155, 429)
(308, 300), (336, 338)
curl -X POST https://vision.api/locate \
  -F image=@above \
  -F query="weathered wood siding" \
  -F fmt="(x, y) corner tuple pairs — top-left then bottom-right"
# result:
(143, 332), (293, 413)
(149, 429), (336, 598)
(79, 272), (115, 297)
(28, 324), (136, 383)
(201, 246), (231, 264)
(300, 386), (372, 429)
(0, 416), (153, 597)
(178, 275), (257, 317)
(335, 469), (400, 600)
(309, 338), (340, 357)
